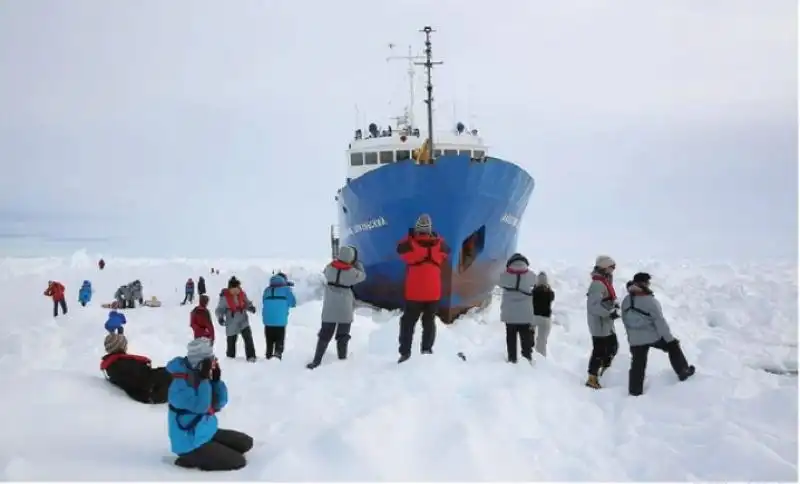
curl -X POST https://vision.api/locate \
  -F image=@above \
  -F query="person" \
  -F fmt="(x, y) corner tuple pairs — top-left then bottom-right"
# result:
(531, 271), (555, 357)
(105, 309), (127, 334)
(98, 258), (106, 270)
(262, 272), (297, 360)
(306, 245), (366, 369)
(215, 277), (257, 361)
(395, 213), (450, 363)
(44, 280), (67, 317)
(100, 333), (171, 404)
(498, 253), (536, 363)
(620, 272), (696, 396)
(182, 278), (195, 306)
(78, 280), (93, 307)
(191, 295), (215, 342)
(115, 284), (132, 309)
(585, 255), (620, 389)
(167, 338), (254, 471)
(130, 280), (144, 306)
(198, 276), (207, 296)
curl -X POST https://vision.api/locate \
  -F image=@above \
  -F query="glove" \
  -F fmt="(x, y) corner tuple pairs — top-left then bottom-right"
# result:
(211, 361), (221, 382)
(199, 358), (214, 380)
(247, 305), (256, 314)
(609, 310), (620, 320)
(218, 318), (226, 326)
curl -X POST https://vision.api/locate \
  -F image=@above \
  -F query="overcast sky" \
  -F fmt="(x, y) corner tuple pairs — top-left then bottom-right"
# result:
(0, 0), (796, 261)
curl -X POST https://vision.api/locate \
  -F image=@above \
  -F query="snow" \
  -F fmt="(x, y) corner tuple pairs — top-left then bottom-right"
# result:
(0, 253), (796, 481)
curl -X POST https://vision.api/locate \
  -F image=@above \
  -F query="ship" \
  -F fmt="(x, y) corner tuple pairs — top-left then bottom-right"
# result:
(331, 27), (535, 323)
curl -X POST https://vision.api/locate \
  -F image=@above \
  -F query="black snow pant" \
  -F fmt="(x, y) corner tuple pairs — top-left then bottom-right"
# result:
(181, 293), (194, 305)
(53, 299), (67, 317)
(175, 428), (254, 471)
(264, 326), (286, 359)
(310, 322), (351, 365)
(398, 301), (438, 357)
(588, 333), (619, 376)
(125, 299), (135, 309)
(629, 338), (690, 396)
(80, 301), (87, 307)
(150, 367), (171, 404)
(226, 326), (256, 360)
(505, 323), (534, 362)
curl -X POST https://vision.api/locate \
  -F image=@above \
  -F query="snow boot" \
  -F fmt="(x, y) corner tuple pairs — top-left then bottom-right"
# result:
(678, 365), (696, 381)
(174, 456), (196, 469)
(247, 357), (256, 362)
(398, 354), (411, 364)
(585, 375), (601, 389)
(336, 339), (348, 360)
(421, 349), (433, 355)
(306, 361), (320, 370)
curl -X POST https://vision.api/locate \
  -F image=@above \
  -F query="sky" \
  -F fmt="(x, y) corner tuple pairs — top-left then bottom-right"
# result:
(0, 0), (796, 261)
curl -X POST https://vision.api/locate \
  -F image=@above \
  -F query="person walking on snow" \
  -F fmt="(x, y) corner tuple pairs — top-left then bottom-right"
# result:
(620, 272), (696, 396)
(105, 309), (127, 334)
(585, 255), (620, 389)
(262, 272), (297, 360)
(215, 277), (257, 361)
(498, 253), (536, 363)
(532, 271), (554, 357)
(182, 278), (196, 306)
(306, 245), (366, 369)
(167, 338), (254, 471)
(44, 280), (67, 317)
(197, 276), (207, 296)
(395, 213), (450, 363)
(78, 280), (93, 307)
(190, 295), (215, 343)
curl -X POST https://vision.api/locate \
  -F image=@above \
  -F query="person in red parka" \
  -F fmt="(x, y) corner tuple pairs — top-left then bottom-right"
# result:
(44, 280), (68, 317)
(190, 295), (215, 343)
(395, 213), (450, 363)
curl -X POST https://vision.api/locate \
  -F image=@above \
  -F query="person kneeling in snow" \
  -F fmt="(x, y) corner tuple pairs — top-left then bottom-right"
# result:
(167, 338), (254, 471)
(105, 310), (127, 334)
(100, 333), (171, 404)
(620, 272), (696, 396)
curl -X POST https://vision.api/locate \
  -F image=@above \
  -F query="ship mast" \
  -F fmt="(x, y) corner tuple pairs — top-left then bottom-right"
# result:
(415, 26), (443, 155)
(387, 44), (425, 130)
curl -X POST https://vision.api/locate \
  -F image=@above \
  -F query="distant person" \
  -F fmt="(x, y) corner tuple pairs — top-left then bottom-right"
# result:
(621, 272), (696, 396)
(197, 276), (207, 296)
(105, 309), (127, 334)
(78, 280), (93, 307)
(182, 278), (195, 306)
(262, 272), (297, 360)
(100, 333), (171, 404)
(499, 253), (536, 363)
(215, 277), (257, 361)
(44, 280), (67, 317)
(395, 214), (450, 363)
(190, 295), (215, 343)
(531, 271), (554, 357)
(585, 255), (620, 389)
(167, 338), (254, 471)
(306, 245), (366, 369)
(98, 258), (105, 270)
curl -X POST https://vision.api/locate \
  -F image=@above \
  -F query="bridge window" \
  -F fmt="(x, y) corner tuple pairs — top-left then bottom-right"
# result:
(365, 152), (378, 165)
(346, 177), (351, 184)
(396, 150), (411, 161)
(350, 152), (364, 166)
(459, 225), (486, 273)
(379, 151), (394, 164)
(473, 150), (485, 159)
(459, 150), (471, 157)
(444, 149), (458, 156)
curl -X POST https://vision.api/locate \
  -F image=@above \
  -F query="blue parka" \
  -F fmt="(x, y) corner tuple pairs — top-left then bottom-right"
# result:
(104, 310), (127, 333)
(261, 274), (296, 327)
(78, 280), (92, 304)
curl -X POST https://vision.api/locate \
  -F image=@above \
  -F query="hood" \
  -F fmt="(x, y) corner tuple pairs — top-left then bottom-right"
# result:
(82, 280), (91, 287)
(507, 260), (529, 273)
(269, 274), (288, 287)
(165, 356), (192, 374)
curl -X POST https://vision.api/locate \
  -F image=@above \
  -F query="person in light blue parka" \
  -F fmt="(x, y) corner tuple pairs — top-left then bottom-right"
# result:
(78, 280), (92, 307)
(104, 310), (127, 334)
(166, 338), (253, 471)
(261, 273), (297, 360)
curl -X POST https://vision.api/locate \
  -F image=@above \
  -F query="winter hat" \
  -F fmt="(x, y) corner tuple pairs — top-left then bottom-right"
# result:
(536, 271), (548, 285)
(595, 255), (616, 270)
(337, 245), (357, 264)
(199, 294), (210, 307)
(632, 272), (652, 284)
(104, 333), (128, 353)
(227, 276), (241, 289)
(414, 213), (433, 233)
(506, 253), (529, 267)
(186, 337), (215, 368)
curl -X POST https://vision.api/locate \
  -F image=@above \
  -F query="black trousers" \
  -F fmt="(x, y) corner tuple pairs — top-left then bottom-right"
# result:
(588, 333), (619, 376)
(629, 338), (690, 396)
(310, 322), (351, 364)
(150, 367), (171, 404)
(53, 299), (67, 317)
(264, 326), (286, 358)
(176, 428), (254, 471)
(398, 301), (437, 356)
(505, 323), (533, 362)
(181, 293), (195, 305)
(226, 326), (256, 360)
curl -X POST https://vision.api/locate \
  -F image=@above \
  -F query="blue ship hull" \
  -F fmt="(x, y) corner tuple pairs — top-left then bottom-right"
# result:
(337, 155), (535, 322)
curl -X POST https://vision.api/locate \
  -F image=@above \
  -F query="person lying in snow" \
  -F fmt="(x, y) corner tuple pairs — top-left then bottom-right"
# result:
(104, 310), (127, 334)
(620, 272), (696, 396)
(100, 334), (171, 404)
(167, 338), (254, 471)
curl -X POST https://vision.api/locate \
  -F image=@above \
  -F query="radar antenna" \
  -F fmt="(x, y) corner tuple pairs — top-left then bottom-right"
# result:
(415, 26), (443, 154)
(386, 44), (425, 131)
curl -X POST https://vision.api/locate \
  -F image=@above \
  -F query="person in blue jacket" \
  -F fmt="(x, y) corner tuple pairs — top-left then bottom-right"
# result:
(167, 338), (254, 471)
(78, 280), (92, 307)
(261, 273), (297, 360)
(104, 310), (127, 334)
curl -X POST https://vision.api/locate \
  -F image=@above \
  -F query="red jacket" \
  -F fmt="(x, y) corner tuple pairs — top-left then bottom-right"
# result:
(190, 306), (215, 342)
(44, 281), (65, 301)
(396, 232), (450, 301)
